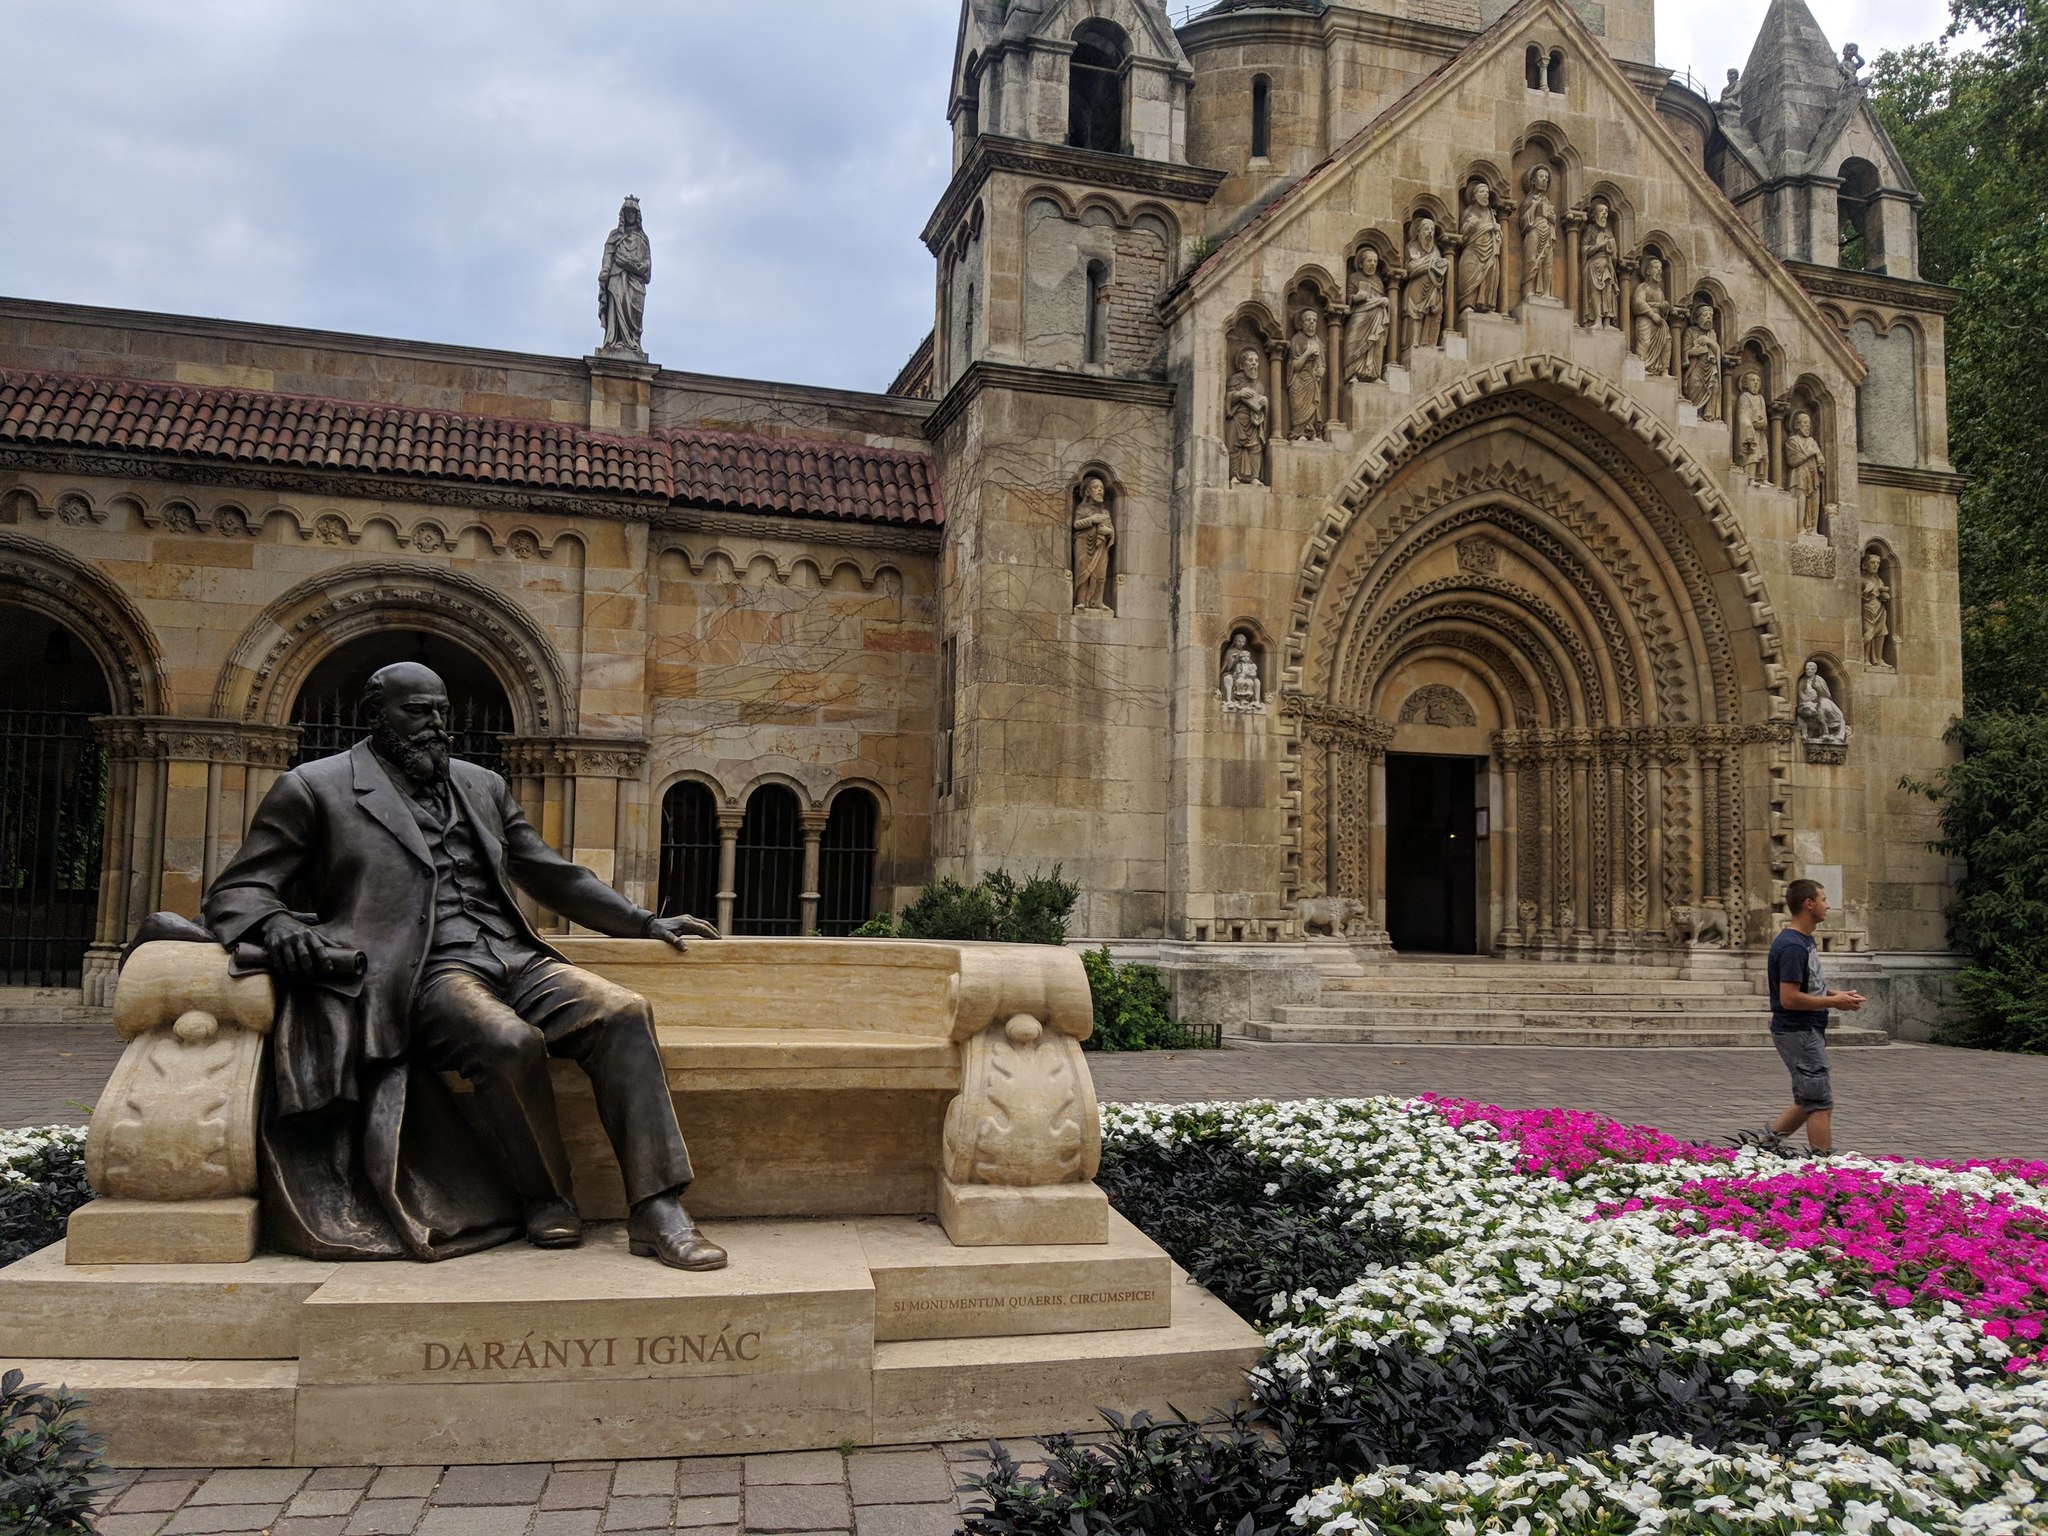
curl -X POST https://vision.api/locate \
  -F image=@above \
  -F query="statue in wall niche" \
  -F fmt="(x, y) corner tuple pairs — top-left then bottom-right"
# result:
(1457, 181), (1503, 314)
(199, 662), (727, 1269)
(1682, 302), (1723, 419)
(1796, 660), (1850, 746)
(1734, 370), (1770, 483)
(1071, 474), (1116, 610)
(1287, 310), (1327, 440)
(1632, 255), (1672, 374)
(597, 196), (652, 359)
(1404, 218), (1448, 351)
(1582, 200), (1620, 328)
(1220, 632), (1264, 713)
(1226, 346), (1271, 485)
(1862, 551), (1894, 668)
(1345, 248), (1391, 385)
(1519, 165), (1558, 302)
(1785, 410), (1828, 535)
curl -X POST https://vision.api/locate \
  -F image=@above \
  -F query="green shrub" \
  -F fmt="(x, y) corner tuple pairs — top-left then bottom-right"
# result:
(858, 867), (1079, 945)
(0, 1368), (105, 1534)
(1909, 711), (2048, 1052)
(0, 1126), (92, 1267)
(1080, 946), (1211, 1051)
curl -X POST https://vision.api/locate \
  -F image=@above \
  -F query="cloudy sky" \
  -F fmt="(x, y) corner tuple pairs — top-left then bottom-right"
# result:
(0, 0), (1949, 395)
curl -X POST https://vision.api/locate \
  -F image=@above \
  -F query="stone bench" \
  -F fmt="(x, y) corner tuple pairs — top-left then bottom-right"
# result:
(72, 935), (1108, 1264)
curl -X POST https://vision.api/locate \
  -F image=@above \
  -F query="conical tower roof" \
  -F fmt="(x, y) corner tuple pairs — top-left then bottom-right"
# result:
(1738, 0), (1851, 165)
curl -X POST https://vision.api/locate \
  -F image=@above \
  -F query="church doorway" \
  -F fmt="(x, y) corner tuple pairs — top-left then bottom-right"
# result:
(286, 632), (514, 773)
(1384, 753), (1479, 954)
(0, 605), (111, 987)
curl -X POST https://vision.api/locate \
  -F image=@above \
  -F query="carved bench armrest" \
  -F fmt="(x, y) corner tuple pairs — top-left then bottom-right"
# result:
(946, 944), (1093, 1046)
(86, 942), (278, 1203)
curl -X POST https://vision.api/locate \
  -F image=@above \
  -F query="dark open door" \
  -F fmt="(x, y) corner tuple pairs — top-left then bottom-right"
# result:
(1384, 754), (1479, 954)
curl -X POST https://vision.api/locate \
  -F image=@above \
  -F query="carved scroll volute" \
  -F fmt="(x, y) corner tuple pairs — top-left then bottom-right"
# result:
(941, 944), (1101, 1188)
(86, 944), (276, 1202)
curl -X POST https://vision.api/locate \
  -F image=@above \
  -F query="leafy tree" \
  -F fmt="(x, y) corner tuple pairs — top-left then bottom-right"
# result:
(1872, 1), (2048, 713)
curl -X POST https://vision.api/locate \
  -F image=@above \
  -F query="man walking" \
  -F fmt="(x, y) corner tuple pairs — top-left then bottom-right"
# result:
(1737, 878), (1865, 1157)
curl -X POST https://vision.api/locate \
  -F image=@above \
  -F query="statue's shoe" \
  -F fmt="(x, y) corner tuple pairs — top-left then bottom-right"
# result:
(525, 1200), (584, 1249)
(628, 1197), (728, 1271)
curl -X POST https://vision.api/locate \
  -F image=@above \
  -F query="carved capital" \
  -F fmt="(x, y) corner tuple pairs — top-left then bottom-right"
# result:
(90, 716), (301, 767)
(1278, 691), (1395, 752)
(499, 735), (649, 780)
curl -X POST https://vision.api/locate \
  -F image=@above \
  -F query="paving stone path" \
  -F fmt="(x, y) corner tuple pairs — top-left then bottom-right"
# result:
(12, 1025), (2048, 1533)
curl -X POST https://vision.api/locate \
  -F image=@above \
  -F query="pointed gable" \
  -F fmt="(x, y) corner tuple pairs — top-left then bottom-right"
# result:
(1737, 0), (1845, 164)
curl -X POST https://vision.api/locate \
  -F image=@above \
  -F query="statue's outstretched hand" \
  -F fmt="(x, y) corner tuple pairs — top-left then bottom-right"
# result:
(645, 913), (720, 952)
(263, 913), (331, 979)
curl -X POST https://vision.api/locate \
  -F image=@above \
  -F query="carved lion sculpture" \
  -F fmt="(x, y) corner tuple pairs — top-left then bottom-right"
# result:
(1296, 895), (1367, 939)
(1667, 902), (1730, 948)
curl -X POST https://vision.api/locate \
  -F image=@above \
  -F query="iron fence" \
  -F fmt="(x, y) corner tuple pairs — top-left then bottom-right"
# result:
(732, 786), (803, 936)
(289, 690), (510, 772)
(0, 707), (107, 988)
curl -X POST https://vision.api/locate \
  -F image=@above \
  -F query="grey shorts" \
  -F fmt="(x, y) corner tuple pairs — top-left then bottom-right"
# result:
(1772, 1027), (1833, 1110)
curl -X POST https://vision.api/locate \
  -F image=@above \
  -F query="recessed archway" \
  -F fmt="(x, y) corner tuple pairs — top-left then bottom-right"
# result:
(285, 630), (515, 772)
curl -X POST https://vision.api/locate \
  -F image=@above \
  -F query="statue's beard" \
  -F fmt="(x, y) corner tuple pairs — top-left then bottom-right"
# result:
(370, 720), (449, 785)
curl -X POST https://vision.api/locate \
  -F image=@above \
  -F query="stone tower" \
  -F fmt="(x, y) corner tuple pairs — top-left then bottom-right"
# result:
(923, 0), (1220, 937)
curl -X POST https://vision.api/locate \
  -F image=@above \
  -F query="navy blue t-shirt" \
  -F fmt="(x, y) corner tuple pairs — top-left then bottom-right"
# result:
(1767, 928), (1828, 1032)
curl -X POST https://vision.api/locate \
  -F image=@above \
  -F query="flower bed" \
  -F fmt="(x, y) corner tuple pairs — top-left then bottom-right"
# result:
(0, 1125), (90, 1267)
(970, 1097), (2048, 1536)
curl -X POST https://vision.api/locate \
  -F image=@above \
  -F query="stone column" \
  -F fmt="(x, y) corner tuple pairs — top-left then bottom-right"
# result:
(1325, 303), (1347, 429)
(1606, 751), (1628, 949)
(1364, 747), (1389, 943)
(1265, 341), (1287, 436)
(1386, 265), (1404, 368)
(1570, 740), (1595, 947)
(715, 808), (743, 937)
(1619, 258), (1636, 358)
(1497, 746), (1521, 951)
(1769, 403), (1789, 488)
(1563, 209), (1584, 320)
(799, 810), (827, 937)
(1443, 237), (1462, 335)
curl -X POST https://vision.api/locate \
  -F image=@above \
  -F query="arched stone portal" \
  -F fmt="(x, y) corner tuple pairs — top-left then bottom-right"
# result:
(1285, 369), (1793, 955)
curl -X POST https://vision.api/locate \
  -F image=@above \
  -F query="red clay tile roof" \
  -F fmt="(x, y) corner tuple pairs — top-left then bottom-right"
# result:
(0, 367), (943, 527)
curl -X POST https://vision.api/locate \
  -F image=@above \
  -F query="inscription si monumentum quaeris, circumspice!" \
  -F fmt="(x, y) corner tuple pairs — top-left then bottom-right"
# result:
(888, 1288), (1159, 1314)
(421, 1329), (763, 1372)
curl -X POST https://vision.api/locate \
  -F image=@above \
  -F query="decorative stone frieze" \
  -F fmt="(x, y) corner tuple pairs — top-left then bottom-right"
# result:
(500, 737), (650, 780)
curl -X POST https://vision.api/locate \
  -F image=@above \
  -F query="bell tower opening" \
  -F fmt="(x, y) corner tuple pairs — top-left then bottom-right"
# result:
(1068, 20), (1128, 154)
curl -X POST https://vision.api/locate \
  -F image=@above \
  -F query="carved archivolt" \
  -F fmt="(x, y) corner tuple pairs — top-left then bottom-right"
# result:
(0, 530), (169, 713)
(212, 561), (574, 734)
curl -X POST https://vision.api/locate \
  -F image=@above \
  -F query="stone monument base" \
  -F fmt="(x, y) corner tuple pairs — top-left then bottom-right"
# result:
(0, 1213), (1261, 1466)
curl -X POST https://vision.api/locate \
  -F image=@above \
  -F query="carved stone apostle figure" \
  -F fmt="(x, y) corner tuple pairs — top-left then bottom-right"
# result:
(1682, 301), (1723, 419)
(1785, 410), (1827, 534)
(1226, 346), (1271, 485)
(1220, 632), (1264, 713)
(1072, 474), (1116, 610)
(203, 662), (727, 1268)
(1632, 255), (1671, 374)
(1861, 551), (1893, 668)
(1457, 180), (1503, 314)
(1720, 67), (1742, 103)
(1796, 660), (1849, 746)
(598, 197), (653, 358)
(1582, 199), (1619, 328)
(1734, 370), (1769, 483)
(1287, 309), (1327, 440)
(1519, 165), (1558, 302)
(1404, 218), (1447, 351)
(1344, 247), (1391, 386)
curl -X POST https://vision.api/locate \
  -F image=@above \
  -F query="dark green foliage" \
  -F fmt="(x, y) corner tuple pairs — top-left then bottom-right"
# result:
(0, 1141), (93, 1267)
(1095, 1134), (1415, 1319)
(1080, 948), (1212, 1052)
(0, 1368), (105, 1535)
(1910, 713), (2048, 1052)
(856, 867), (1079, 945)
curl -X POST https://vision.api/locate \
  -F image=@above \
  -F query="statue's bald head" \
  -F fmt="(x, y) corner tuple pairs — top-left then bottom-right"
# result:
(362, 662), (452, 783)
(361, 662), (446, 718)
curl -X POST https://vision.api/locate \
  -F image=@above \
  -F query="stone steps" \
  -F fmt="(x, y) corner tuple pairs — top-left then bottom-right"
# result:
(1316, 986), (1767, 1006)
(1247, 1008), (1889, 1048)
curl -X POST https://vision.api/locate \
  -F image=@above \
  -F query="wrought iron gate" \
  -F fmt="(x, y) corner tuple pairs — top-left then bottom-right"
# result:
(288, 690), (510, 772)
(0, 707), (107, 988)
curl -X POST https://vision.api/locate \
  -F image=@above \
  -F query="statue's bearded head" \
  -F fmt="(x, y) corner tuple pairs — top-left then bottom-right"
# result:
(362, 661), (452, 785)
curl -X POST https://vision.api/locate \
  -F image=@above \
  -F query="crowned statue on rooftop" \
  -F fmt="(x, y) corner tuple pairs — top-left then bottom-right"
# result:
(599, 196), (653, 360)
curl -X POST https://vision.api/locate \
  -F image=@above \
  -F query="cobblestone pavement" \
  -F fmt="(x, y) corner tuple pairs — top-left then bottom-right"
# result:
(85, 1445), (1028, 1536)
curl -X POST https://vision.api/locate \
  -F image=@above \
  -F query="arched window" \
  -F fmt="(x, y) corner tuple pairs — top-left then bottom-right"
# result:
(733, 785), (803, 936)
(1547, 49), (1565, 92)
(1068, 20), (1127, 154)
(1838, 158), (1880, 271)
(1250, 75), (1271, 158)
(963, 282), (975, 368)
(657, 781), (719, 926)
(959, 53), (981, 143)
(1525, 45), (1543, 90)
(1084, 260), (1110, 363)
(286, 631), (512, 772)
(818, 790), (879, 936)
(0, 605), (111, 988)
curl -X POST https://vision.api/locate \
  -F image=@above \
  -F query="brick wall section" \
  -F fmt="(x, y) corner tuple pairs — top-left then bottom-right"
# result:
(1107, 227), (1168, 374)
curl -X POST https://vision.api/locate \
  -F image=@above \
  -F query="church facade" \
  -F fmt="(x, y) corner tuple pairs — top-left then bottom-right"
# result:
(0, 0), (1964, 1036)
